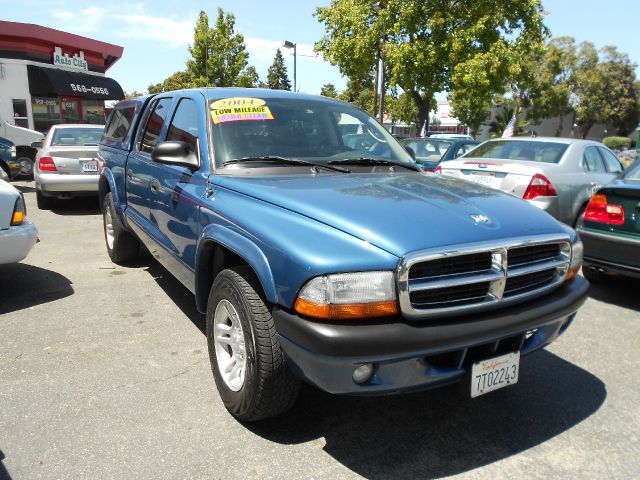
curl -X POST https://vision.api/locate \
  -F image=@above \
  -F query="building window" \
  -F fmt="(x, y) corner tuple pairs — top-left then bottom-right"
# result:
(12, 99), (29, 128)
(31, 97), (60, 133)
(83, 99), (106, 125)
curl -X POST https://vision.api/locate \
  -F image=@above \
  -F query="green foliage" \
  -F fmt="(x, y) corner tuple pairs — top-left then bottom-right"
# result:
(488, 102), (528, 137)
(316, 0), (547, 130)
(602, 136), (632, 150)
(386, 92), (419, 127)
(266, 49), (292, 90)
(149, 9), (260, 93)
(320, 83), (339, 98)
(339, 74), (375, 113)
(124, 90), (144, 99)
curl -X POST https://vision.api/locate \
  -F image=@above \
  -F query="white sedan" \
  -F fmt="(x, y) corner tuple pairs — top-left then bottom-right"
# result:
(0, 179), (38, 264)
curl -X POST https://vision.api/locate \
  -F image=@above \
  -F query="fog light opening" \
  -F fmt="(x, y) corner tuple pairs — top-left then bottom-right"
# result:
(352, 363), (374, 384)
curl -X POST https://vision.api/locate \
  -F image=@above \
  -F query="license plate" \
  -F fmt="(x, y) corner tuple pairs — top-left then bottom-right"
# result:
(81, 160), (98, 173)
(471, 351), (520, 398)
(469, 171), (496, 187)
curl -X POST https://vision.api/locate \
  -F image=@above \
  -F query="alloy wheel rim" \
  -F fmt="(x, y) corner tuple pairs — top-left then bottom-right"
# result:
(104, 208), (115, 250)
(213, 299), (246, 392)
(18, 158), (33, 175)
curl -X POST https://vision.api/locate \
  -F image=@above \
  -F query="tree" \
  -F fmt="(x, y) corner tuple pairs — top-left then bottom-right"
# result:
(573, 42), (610, 138)
(386, 92), (419, 127)
(147, 71), (197, 94)
(124, 90), (144, 99)
(527, 37), (577, 136)
(316, 0), (546, 131)
(186, 9), (254, 87)
(237, 66), (261, 88)
(320, 83), (339, 98)
(339, 74), (375, 113)
(266, 49), (292, 90)
(600, 46), (639, 136)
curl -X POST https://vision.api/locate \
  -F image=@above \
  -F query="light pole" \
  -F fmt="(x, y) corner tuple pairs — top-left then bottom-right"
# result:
(282, 40), (296, 92)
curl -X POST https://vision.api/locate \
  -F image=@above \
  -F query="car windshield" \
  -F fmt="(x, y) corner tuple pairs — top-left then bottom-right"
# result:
(401, 139), (452, 162)
(209, 96), (415, 168)
(51, 127), (104, 146)
(624, 161), (640, 180)
(468, 140), (569, 164)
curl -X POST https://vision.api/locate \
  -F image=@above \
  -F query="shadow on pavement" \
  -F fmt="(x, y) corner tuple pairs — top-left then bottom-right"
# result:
(0, 449), (10, 480)
(13, 184), (36, 194)
(49, 197), (100, 216)
(143, 258), (205, 334)
(0, 449), (11, 480)
(247, 351), (606, 478)
(586, 274), (640, 312)
(0, 263), (74, 315)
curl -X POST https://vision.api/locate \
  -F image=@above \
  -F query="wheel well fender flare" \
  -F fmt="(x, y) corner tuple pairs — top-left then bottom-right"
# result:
(195, 225), (278, 313)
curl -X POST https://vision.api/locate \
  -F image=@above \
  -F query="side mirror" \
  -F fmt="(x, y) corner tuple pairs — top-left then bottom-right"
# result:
(151, 141), (199, 170)
(31, 140), (43, 149)
(404, 145), (416, 161)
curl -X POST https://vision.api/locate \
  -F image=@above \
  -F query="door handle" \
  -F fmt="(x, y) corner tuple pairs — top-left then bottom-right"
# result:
(127, 169), (133, 179)
(150, 178), (160, 193)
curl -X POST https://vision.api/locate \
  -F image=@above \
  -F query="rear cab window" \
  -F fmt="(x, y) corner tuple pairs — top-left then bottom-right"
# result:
(137, 97), (173, 155)
(101, 104), (137, 149)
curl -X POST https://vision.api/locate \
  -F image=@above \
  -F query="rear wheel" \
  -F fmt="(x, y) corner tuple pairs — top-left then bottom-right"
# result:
(103, 192), (139, 264)
(15, 156), (34, 179)
(206, 266), (300, 421)
(36, 189), (54, 210)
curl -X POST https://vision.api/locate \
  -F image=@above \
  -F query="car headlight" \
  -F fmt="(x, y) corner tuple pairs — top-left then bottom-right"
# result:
(10, 146), (16, 158)
(294, 271), (398, 320)
(567, 239), (583, 281)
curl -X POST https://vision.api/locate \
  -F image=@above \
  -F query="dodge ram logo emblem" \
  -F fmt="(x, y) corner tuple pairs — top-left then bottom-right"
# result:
(471, 214), (491, 224)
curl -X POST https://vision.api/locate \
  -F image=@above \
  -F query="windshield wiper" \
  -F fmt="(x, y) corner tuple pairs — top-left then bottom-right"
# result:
(224, 156), (350, 173)
(328, 157), (420, 172)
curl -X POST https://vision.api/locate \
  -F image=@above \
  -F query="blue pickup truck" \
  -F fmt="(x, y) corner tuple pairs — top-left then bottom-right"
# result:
(98, 88), (588, 421)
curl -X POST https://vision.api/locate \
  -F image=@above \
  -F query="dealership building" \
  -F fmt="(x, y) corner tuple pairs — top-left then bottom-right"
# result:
(0, 21), (125, 134)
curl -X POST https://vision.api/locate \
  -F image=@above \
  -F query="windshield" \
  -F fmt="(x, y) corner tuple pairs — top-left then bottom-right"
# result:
(624, 160), (640, 180)
(209, 96), (414, 168)
(401, 139), (452, 162)
(51, 127), (104, 146)
(468, 140), (569, 164)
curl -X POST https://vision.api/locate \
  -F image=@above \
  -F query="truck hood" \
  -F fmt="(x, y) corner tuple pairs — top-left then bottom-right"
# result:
(215, 173), (568, 257)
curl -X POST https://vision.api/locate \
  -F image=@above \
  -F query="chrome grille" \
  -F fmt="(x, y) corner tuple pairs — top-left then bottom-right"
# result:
(397, 235), (571, 319)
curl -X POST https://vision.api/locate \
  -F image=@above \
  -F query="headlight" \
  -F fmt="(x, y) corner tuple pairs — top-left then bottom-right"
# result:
(294, 271), (398, 320)
(567, 239), (583, 281)
(10, 146), (16, 158)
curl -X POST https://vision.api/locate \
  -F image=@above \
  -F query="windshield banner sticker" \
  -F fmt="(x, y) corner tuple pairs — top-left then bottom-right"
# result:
(210, 97), (274, 124)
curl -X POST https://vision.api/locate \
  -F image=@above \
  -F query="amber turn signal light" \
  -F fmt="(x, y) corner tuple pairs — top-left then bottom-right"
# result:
(294, 298), (398, 320)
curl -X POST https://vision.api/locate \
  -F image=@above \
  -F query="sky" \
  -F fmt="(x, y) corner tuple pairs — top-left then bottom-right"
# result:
(3, 1), (640, 97)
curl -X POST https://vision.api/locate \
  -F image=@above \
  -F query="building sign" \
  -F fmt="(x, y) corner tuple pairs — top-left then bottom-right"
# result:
(53, 46), (88, 71)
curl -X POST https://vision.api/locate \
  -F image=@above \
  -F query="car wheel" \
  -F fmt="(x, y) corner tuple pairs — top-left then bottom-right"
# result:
(15, 156), (34, 179)
(207, 266), (300, 422)
(103, 192), (139, 264)
(574, 206), (587, 229)
(582, 266), (604, 283)
(36, 189), (54, 210)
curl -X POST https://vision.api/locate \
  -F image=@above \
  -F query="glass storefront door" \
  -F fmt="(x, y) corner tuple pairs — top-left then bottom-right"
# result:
(60, 97), (81, 123)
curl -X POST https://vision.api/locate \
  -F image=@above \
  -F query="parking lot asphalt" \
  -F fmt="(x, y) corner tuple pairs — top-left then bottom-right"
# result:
(1, 180), (639, 480)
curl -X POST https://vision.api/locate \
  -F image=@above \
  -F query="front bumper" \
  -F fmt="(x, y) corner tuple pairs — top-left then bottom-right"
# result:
(0, 221), (38, 264)
(578, 227), (640, 278)
(35, 173), (99, 193)
(273, 276), (589, 395)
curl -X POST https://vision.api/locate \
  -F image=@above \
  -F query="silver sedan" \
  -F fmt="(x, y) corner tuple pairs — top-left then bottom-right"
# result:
(34, 124), (104, 209)
(436, 137), (624, 227)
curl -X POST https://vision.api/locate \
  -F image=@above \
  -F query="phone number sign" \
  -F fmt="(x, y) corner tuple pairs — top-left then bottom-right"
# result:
(69, 83), (110, 96)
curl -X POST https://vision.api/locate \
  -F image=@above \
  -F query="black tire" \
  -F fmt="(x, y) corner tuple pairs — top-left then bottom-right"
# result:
(206, 266), (300, 421)
(574, 206), (587, 229)
(103, 192), (139, 264)
(36, 189), (54, 210)
(582, 266), (604, 283)
(15, 155), (34, 179)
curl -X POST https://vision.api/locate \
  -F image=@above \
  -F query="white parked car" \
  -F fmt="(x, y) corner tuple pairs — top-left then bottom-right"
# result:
(0, 178), (38, 264)
(34, 124), (104, 209)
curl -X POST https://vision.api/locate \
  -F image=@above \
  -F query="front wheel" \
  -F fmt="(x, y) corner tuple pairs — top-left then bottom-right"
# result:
(103, 192), (139, 264)
(206, 266), (300, 421)
(15, 156), (34, 179)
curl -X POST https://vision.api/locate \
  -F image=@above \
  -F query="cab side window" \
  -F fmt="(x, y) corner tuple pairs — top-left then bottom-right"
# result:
(103, 105), (136, 145)
(138, 97), (173, 154)
(598, 147), (623, 174)
(583, 147), (606, 173)
(166, 98), (200, 156)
